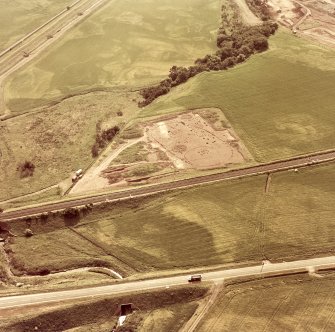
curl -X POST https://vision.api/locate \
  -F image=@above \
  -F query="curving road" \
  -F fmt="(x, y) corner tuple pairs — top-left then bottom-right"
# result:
(1, 149), (335, 222)
(0, 256), (334, 309)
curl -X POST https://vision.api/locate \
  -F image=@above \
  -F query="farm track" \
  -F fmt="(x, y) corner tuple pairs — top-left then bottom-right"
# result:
(1, 149), (335, 222)
(292, 0), (312, 31)
(181, 282), (223, 332)
(0, 0), (110, 117)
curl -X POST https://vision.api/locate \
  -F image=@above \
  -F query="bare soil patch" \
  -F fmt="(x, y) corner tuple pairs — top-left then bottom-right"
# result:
(71, 109), (250, 194)
(146, 110), (248, 170)
(270, 0), (335, 47)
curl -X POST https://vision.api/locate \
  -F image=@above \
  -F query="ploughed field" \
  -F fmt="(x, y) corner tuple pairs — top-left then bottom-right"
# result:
(7, 163), (335, 276)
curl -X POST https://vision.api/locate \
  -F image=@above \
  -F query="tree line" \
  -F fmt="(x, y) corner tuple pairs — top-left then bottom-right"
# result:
(138, 1), (277, 107)
(91, 125), (120, 157)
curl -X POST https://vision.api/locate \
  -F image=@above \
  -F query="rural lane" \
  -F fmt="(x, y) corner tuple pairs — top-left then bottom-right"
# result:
(1, 150), (335, 222)
(0, 256), (334, 309)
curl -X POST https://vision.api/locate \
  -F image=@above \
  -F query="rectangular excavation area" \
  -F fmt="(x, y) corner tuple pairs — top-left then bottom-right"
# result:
(146, 110), (249, 170)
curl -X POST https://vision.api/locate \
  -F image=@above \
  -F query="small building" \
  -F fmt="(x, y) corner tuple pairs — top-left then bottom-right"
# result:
(120, 303), (133, 316)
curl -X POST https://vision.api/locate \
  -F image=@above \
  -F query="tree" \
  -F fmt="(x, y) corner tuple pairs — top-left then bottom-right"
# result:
(91, 143), (99, 157)
(253, 36), (268, 51)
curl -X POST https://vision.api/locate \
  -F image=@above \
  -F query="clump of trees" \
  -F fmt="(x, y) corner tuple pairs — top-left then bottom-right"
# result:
(17, 161), (35, 178)
(63, 207), (80, 219)
(91, 125), (120, 157)
(245, 0), (272, 21)
(138, 1), (277, 107)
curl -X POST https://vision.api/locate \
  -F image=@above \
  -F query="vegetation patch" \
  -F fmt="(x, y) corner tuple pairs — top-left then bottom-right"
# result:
(0, 90), (138, 202)
(16, 161), (35, 178)
(112, 142), (149, 165)
(91, 125), (120, 157)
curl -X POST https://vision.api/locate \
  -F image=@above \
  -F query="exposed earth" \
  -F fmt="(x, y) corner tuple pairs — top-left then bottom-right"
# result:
(270, 0), (335, 46)
(146, 111), (247, 170)
(70, 109), (250, 194)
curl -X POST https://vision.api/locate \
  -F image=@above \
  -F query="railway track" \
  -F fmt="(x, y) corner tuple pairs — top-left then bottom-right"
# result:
(1, 149), (334, 222)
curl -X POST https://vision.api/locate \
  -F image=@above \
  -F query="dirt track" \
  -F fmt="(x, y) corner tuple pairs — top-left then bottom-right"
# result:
(1, 149), (334, 222)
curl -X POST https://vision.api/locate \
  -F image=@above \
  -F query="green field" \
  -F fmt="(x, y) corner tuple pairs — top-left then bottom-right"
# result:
(198, 273), (335, 331)
(8, 163), (335, 274)
(4, 0), (221, 113)
(142, 30), (335, 161)
(0, 0), (72, 51)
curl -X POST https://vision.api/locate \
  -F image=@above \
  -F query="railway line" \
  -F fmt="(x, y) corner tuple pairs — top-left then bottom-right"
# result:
(1, 149), (334, 222)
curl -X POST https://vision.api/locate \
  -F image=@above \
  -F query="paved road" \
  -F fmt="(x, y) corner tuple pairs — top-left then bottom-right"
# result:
(1, 150), (334, 222)
(1, 256), (334, 309)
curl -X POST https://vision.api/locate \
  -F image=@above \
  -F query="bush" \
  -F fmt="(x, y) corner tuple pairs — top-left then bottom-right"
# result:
(63, 207), (80, 219)
(17, 161), (35, 178)
(39, 268), (51, 276)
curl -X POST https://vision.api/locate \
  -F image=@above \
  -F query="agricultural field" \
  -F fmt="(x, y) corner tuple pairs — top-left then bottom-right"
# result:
(4, 0), (221, 113)
(198, 273), (335, 331)
(143, 30), (335, 162)
(7, 162), (335, 275)
(0, 0), (72, 51)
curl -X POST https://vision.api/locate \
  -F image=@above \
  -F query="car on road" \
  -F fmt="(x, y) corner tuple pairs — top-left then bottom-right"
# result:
(188, 274), (202, 282)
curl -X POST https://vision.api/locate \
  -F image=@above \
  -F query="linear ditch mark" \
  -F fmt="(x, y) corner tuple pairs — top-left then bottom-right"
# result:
(265, 173), (272, 193)
(67, 226), (139, 274)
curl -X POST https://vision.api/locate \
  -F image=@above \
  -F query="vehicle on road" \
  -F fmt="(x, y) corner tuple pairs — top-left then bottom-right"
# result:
(188, 274), (202, 282)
